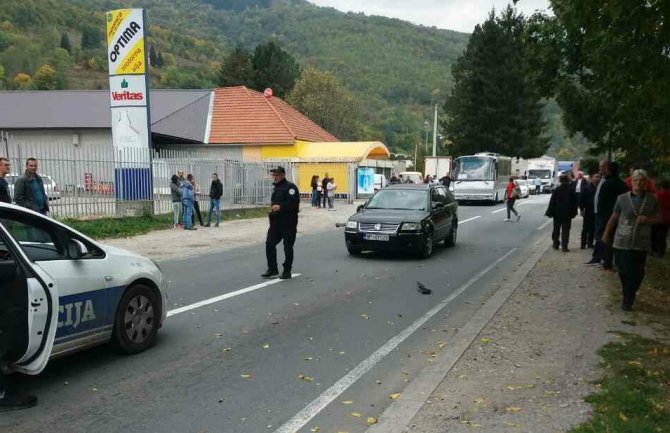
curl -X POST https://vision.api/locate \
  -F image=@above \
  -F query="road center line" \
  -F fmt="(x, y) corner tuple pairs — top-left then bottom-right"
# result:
(537, 219), (552, 231)
(459, 216), (481, 224)
(167, 274), (301, 317)
(272, 249), (517, 433)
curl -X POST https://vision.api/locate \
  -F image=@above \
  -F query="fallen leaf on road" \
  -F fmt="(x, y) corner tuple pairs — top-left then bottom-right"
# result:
(341, 400), (354, 405)
(367, 417), (378, 425)
(351, 412), (362, 417)
(305, 357), (314, 361)
(223, 347), (232, 352)
(474, 398), (485, 404)
(505, 407), (522, 413)
(214, 333), (223, 338)
(361, 314), (369, 320)
(310, 427), (320, 432)
(480, 338), (491, 344)
(298, 374), (314, 382)
(437, 342), (448, 349)
(91, 387), (98, 392)
(240, 374), (252, 379)
(389, 393), (401, 400)
(262, 344), (270, 349)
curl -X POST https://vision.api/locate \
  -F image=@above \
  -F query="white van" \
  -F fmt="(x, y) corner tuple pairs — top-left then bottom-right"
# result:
(398, 171), (423, 184)
(373, 174), (388, 191)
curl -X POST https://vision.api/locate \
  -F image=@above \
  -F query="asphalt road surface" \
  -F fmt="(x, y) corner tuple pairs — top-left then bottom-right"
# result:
(3, 195), (552, 433)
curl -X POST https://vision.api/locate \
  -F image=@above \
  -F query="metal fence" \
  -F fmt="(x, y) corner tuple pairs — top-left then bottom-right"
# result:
(4, 141), (294, 220)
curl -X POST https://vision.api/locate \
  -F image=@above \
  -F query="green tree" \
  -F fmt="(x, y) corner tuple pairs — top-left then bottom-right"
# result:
(218, 47), (253, 87)
(34, 64), (57, 90)
(250, 41), (301, 98)
(150, 45), (158, 67)
(81, 25), (102, 50)
(442, 7), (548, 159)
(11, 72), (34, 90)
(0, 63), (4, 89)
(542, 0), (670, 168)
(287, 67), (360, 140)
(60, 32), (71, 53)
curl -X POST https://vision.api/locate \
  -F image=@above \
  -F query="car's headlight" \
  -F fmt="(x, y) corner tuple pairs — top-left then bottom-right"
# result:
(401, 222), (421, 231)
(346, 221), (358, 229)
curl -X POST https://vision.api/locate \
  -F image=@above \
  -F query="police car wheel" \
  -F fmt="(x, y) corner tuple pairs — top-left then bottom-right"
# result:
(113, 284), (160, 354)
(445, 219), (457, 247)
(419, 230), (433, 258)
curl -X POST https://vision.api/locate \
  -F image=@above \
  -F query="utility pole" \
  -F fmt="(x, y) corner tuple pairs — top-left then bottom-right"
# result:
(432, 104), (438, 157)
(423, 120), (429, 152)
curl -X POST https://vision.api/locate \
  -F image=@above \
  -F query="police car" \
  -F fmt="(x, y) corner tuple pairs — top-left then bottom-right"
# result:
(0, 202), (168, 375)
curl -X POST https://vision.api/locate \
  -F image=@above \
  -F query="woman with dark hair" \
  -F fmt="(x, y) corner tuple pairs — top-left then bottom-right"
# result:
(187, 174), (204, 226)
(545, 174), (578, 251)
(505, 177), (521, 222)
(603, 169), (662, 311)
(310, 175), (320, 208)
(170, 175), (182, 229)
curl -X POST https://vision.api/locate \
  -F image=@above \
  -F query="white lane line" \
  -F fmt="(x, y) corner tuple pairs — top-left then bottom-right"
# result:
(272, 249), (517, 433)
(459, 216), (481, 224)
(537, 219), (552, 231)
(167, 274), (301, 317)
(491, 207), (507, 214)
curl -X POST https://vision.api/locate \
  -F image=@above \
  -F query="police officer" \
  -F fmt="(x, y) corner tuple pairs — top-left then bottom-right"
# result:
(262, 166), (300, 279)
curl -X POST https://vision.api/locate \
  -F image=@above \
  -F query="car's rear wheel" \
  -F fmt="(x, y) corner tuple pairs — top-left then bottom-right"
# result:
(445, 219), (457, 247)
(419, 230), (433, 258)
(113, 283), (160, 354)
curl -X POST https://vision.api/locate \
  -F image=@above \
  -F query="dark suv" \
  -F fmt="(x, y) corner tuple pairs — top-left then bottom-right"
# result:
(344, 184), (458, 257)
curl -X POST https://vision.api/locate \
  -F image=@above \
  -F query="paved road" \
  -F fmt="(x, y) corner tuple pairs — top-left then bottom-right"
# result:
(3, 195), (552, 433)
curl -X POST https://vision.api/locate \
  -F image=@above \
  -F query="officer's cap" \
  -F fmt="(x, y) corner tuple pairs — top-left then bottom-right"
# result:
(270, 166), (286, 174)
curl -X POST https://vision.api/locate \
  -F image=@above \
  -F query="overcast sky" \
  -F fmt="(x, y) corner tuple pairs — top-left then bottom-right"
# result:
(307, 0), (552, 33)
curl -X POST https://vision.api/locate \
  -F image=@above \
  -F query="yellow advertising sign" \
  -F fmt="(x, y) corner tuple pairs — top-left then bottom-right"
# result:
(106, 9), (146, 75)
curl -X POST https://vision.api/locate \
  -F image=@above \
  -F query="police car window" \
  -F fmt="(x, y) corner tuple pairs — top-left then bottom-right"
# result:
(0, 214), (66, 262)
(431, 188), (446, 204)
(437, 187), (453, 204)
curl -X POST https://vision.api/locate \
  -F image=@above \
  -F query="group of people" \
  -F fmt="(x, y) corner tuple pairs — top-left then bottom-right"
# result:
(170, 170), (223, 230)
(310, 173), (337, 210)
(0, 157), (50, 215)
(545, 160), (670, 311)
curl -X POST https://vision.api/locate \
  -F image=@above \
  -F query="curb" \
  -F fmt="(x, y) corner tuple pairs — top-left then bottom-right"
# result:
(367, 235), (553, 433)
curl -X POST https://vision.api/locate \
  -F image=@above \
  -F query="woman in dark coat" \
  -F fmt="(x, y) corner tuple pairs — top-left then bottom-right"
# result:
(545, 174), (579, 251)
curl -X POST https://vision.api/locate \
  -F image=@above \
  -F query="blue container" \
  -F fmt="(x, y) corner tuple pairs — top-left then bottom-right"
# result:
(114, 168), (152, 200)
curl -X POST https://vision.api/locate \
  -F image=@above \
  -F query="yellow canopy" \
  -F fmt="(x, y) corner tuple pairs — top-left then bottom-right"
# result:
(261, 140), (390, 161)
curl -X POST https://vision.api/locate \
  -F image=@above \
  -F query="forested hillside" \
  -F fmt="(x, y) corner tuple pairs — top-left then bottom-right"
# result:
(0, 0), (584, 157)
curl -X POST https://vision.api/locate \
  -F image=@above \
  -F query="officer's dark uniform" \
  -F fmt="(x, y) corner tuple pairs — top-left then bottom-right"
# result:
(264, 167), (300, 278)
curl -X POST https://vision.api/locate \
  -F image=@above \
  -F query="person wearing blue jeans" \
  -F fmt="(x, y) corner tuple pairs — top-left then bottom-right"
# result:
(181, 177), (196, 230)
(205, 172), (223, 227)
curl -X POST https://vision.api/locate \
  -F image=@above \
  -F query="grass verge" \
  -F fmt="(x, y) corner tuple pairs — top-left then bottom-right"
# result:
(569, 254), (670, 433)
(60, 207), (270, 239)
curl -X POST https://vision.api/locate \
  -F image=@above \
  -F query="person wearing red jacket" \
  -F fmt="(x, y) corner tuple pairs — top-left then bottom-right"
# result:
(505, 177), (521, 222)
(651, 177), (670, 257)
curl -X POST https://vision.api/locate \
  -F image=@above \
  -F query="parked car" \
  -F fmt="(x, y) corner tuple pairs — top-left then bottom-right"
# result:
(514, 179), (530, 198)
(373, 174), (388, 192)
(0, 202), (169, 376)
(344, 183), (458, 258)
(398, 171), (423, 184)
(6, 173), (61, 201)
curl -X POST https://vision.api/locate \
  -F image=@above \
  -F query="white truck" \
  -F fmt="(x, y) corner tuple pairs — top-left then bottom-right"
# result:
(424, 156), (452, 180)
(526, 156), (556, 193)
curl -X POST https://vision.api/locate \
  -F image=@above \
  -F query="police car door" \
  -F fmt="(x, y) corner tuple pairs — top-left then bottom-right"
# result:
(0, 218), (58, 375)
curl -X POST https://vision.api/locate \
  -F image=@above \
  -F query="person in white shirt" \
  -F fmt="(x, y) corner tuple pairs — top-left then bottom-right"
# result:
(326, 177), (337, 210)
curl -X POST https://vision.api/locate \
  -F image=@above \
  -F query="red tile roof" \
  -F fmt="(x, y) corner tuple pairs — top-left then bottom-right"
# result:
(208, 86), (339, 145)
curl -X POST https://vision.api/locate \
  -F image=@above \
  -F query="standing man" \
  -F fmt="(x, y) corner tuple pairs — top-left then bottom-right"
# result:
(534, 176), (542, 194)
(574, 171), (587, 201)
(0, 157), (11, 203)
(580, 171), (600, 249)
(545, 174), (578, 251)
(321, 172), (330, 209)
(262, 166), (299, 280)
(205, 172), (223, 227)
(13, 158), (48, 215)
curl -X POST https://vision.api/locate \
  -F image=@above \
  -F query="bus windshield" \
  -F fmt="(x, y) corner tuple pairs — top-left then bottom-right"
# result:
(528, 169), (552, 180)
(453, 156), (495, 181)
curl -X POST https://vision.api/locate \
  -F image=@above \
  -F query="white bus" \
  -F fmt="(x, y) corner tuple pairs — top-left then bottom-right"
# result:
(451, 152), (512, 204)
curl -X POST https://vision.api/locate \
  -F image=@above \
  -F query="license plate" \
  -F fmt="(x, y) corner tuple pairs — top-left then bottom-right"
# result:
(364, 233), (390, 241)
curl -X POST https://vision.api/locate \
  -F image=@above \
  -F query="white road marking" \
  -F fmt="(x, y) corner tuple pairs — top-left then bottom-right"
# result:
(167, 274), (301, 317)
(491, 207), (507, 214)
(459, 216), (481, 224)
(538, 219), (552, 231)
(272, 249), (517, 433)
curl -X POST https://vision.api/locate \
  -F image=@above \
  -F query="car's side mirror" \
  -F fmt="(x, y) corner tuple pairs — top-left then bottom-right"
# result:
(67, 239), (88, 259)
(356, 204), (365, 213)
(431, 202), (444, 210)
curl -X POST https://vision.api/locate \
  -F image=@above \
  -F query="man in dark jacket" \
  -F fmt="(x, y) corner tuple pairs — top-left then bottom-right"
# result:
(13, 158), (48, 215)
(0, 157), (11, 203)
(321, 173), (330, 209)
(589, 161), (628, 269)
(262, 166), (300, 280)
(579, 172), (600, 249)
(205, 172), (223, 227)
(546, 174), (579, 251)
